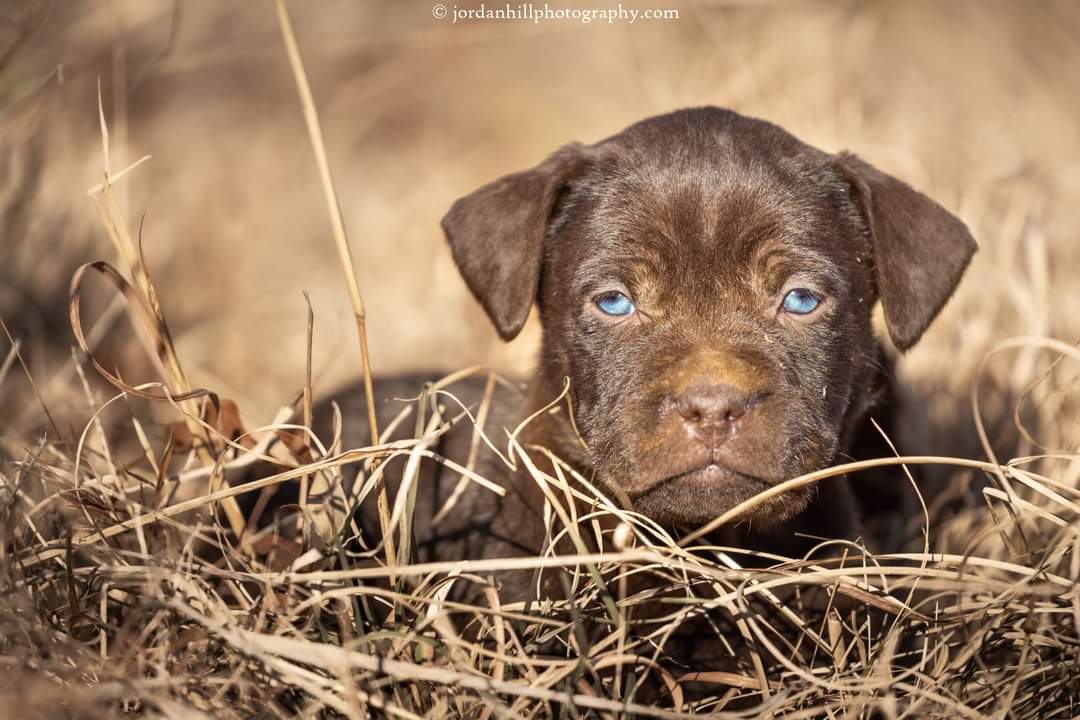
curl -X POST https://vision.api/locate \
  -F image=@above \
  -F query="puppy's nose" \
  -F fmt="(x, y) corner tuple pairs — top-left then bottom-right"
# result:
(675, 383), (754, 441)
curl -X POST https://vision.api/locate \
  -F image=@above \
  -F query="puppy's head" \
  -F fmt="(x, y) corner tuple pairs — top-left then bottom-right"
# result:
(442, 107), (975, 527)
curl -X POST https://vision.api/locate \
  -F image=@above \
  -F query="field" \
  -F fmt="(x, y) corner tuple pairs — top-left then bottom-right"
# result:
(2, 1), (1080, 717)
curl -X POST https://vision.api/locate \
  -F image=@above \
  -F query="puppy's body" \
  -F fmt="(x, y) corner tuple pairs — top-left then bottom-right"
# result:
(318, 107), (974, 601)
(321, 374), (556, 600)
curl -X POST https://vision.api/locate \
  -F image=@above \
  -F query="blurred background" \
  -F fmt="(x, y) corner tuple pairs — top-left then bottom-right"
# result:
(2, 0), (1078, 461)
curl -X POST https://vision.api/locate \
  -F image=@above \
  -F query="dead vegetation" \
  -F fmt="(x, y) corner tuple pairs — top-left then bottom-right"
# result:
(3, 1), (1080, 717)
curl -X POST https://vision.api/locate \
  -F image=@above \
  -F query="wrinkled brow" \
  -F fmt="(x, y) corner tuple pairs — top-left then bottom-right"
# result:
(754, 241), (841, 293)
(575, 249), (665, 296)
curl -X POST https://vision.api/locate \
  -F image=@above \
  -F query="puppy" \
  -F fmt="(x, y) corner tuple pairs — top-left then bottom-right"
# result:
(322, 106), (975, 600)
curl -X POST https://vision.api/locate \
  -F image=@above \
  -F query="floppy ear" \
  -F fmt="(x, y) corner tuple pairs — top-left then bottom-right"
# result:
(838, 152), (977, 352)
(441, 143), (586, 341)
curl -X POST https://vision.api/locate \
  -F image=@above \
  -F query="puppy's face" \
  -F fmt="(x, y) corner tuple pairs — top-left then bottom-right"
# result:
(443, 108), (975, 528)
(541, 144), (876, 524)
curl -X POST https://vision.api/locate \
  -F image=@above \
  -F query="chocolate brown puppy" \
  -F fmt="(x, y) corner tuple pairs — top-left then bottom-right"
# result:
(322, 106), (975, 598)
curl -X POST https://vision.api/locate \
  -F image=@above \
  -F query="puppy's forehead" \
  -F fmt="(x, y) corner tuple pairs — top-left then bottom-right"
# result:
(569, 113), (847, 285)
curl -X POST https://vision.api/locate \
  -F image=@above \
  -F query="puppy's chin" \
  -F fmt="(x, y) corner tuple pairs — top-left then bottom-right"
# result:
(624, 465), (815, 528)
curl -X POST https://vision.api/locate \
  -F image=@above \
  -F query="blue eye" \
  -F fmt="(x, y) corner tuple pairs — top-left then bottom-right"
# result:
(595, 291), (635, 317)
(781, 288), (820, 315)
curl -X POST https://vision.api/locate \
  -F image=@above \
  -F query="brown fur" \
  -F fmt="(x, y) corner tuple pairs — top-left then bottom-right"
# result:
(319, 106), (976, 601)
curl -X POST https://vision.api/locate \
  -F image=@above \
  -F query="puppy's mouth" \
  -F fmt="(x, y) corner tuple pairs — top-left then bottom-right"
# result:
(626, 461), (804, 527)
(629, 461), (771, 500)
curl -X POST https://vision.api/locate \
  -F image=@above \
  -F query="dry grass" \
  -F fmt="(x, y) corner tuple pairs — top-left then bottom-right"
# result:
(3, 1), (1080, 717)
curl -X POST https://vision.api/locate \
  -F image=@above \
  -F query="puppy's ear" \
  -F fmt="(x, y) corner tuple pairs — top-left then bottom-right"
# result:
(838, 153), (977, 351)
(441, 143), (586, 341)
